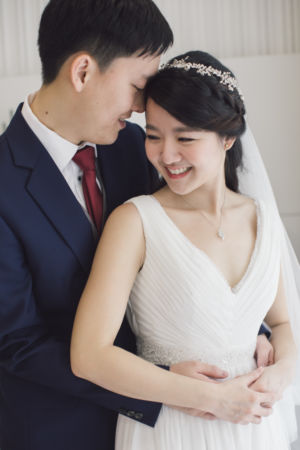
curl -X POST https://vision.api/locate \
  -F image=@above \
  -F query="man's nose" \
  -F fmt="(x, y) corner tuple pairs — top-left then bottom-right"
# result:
(132, 91), (145, 114)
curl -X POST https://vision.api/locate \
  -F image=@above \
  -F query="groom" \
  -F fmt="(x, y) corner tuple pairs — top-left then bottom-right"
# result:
(0, 1), (272, 449)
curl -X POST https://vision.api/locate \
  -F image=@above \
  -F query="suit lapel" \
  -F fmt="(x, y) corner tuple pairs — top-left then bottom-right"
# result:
(6, 105), (96, 273)
(27, 154), (96, 272)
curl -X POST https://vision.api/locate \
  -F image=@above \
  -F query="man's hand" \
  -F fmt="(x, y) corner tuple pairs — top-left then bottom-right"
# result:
(170, 360), (228, 382)
(255, 334), (274, 368)
(169, 360), (228, 419)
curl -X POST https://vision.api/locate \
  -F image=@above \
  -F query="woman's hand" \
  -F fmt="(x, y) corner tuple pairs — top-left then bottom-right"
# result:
(250, 359), (296, 400)
(170, 362), (277, 424)
(169, 361), (228, 420)
(211, 367), (278, 425)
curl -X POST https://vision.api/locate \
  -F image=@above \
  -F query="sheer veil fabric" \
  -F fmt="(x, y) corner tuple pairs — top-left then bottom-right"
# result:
(239, 124), (300, 442)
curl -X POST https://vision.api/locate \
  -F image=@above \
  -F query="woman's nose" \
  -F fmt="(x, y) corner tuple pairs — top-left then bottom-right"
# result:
(160, 141), (181, 165)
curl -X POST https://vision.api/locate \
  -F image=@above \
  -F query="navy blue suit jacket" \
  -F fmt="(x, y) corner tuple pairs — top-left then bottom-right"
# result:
(0, 105), (162, 450)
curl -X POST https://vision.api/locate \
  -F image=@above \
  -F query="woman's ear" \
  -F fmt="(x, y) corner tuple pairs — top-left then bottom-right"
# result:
(70, 53), (92, 92)
(224, 137), (236, 151)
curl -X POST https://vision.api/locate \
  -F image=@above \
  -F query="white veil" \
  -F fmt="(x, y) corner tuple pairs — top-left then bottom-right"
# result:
(239, 124), (300, 442)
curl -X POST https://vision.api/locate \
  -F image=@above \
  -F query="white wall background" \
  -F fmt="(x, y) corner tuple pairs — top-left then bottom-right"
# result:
(0, 1), (299, 446)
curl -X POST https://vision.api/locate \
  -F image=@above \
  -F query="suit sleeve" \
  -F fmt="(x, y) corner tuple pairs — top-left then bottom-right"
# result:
(258, 322), (272, 340)
(0, 215), (162, 427)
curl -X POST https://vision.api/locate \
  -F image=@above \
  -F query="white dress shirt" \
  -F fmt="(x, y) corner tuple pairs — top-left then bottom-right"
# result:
(21, 93), (98, 232)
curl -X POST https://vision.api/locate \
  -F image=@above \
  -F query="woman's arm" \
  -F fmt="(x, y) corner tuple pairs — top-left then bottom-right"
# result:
(70, 203), (276, 423)
(251, 268), (297, 394)
(266, 270), (297, 365)
(71, 203), (206, 406)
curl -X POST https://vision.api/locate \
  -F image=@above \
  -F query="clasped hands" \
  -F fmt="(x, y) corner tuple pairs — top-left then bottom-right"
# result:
(169, 335), (283, 425)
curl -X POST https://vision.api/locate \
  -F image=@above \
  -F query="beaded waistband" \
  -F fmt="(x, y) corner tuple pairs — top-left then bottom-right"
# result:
(137, 338), (256, 372)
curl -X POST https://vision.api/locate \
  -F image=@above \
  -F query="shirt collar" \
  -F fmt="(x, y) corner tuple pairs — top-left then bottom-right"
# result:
(21, 93), (97, 172)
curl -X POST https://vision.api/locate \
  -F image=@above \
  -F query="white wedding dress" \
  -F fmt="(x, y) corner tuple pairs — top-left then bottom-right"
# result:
(115, 195), (290, 450)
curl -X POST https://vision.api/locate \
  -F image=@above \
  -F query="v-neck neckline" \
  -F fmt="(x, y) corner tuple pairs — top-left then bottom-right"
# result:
(150, 195), (262, 295)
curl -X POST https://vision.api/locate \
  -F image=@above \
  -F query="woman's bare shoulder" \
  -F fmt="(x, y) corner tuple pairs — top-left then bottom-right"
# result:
(107, 201), (142, 223)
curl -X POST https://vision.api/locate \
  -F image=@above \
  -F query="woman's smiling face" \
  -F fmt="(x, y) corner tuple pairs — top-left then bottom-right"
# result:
(145, 98), (228, 196)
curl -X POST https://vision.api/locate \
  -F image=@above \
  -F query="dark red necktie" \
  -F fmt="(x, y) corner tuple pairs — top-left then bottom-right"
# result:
(73, 146), (102, 233)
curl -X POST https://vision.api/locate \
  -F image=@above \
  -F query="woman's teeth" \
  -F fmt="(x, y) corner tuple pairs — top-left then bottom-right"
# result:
(168, 167), (190, 175)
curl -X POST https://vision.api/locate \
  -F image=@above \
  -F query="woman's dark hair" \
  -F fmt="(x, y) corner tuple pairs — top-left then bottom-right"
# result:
(144, 51), (246, 192)
(38, 0), (173, 84)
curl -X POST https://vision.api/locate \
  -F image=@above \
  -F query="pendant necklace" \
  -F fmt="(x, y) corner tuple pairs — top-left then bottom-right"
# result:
(182, 189), (226, 241)
(216, 189), (226, 240)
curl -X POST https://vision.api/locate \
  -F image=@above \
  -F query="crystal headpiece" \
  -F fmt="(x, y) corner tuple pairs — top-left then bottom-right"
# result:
(160, 57), (244, 101)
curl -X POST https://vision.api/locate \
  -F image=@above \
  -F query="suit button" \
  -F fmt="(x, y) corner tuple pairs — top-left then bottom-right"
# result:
(127, 410), (135, 417)
(134, 412), (143, 420)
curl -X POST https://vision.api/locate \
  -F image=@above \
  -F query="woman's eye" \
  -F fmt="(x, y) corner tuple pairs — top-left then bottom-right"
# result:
(146, 134), (160, 141)
(178, 137), (194, 142)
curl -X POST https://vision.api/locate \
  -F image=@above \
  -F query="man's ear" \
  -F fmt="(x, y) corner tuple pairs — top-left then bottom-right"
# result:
(70, 54), (93, 92)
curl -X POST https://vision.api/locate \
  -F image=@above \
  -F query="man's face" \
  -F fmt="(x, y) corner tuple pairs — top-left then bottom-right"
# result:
(77, 53), (160, 145)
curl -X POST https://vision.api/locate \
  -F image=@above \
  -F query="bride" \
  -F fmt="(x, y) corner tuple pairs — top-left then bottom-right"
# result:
(70, 51), (300, 449)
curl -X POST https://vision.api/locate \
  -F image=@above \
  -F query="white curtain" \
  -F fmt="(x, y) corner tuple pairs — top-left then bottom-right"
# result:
(155, 0), (300, 60)
(0, 0), (47, 77)
(0, 0), (300, 76)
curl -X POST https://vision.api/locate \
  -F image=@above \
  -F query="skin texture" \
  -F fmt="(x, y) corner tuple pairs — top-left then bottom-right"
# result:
(70, 99), (296, 424)
(30, 52), (160, 145)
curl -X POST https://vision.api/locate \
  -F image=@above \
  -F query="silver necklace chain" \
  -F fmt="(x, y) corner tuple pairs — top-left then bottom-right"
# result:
(180, 190), (226, 241)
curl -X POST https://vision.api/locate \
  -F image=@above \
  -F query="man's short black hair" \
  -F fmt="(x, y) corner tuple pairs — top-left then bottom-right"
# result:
(38, 0), (173, 84)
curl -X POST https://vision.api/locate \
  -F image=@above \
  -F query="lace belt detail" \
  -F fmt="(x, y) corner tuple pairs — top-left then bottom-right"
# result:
(137, 338), (256, 371)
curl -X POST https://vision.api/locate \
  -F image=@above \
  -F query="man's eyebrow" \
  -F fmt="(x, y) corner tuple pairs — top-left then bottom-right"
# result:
(145, 124), (158, 130)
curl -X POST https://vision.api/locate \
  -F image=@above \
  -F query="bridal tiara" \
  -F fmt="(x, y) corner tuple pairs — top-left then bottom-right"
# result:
(160, 57), (244, 101)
